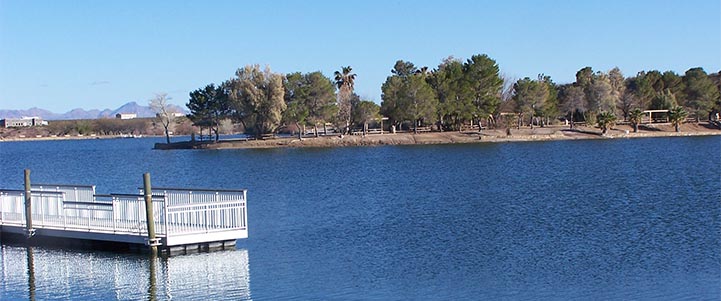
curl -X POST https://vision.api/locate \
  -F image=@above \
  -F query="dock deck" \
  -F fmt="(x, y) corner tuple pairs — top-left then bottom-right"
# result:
(1, 183), (248, 254)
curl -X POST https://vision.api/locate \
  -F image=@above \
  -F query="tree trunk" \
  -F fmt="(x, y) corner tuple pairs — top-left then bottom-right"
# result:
(675, 124), (680, 132)
(214, 120), (220, 142)
(254, 119), (265, 140)
(296, 122), (302, 140)
(163, 125), (170, 144)
(314, 124), (319, 137)
(237, 120), (247, 138)
(323, 123), (328, 136)
(529, 113), (534, 129)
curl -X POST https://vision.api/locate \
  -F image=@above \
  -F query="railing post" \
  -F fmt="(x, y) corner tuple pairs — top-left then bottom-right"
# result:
(205, 204), (209, 233)
(112, 197), (117, 232)
(143, 173), (158, 254)
(243, 190), (248, 229)
(214, 192), (219, 227)
(63, 193), (67, 229)
(163, 196), (169, 238)
(87, 202), (91, 229)
(24, 169), (35, 238)
(40, 192), (45, 226)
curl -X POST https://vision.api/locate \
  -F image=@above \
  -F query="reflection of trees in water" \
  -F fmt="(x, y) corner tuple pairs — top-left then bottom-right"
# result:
(1, 246), (251, 300)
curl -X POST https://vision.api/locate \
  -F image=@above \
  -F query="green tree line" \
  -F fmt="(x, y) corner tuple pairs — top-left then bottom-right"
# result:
(186, 56), (721, 139)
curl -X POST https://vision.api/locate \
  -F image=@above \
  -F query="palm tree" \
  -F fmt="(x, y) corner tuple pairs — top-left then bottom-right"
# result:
(414, 66), (430, 76)
(596, 111), (617, 135)
(668, 106), (688, 132)
(334, 66), (356, 91)
(628, 108), (644, 133)
(334, 66), (356, 134)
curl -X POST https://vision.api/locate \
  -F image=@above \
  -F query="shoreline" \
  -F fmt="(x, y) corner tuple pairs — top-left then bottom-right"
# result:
(0, 134), (167, 142)
(153, 124), (721, 150)
(2, 123), (719, 147)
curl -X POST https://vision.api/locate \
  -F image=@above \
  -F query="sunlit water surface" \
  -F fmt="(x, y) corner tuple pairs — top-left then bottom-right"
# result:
(1, 136), (720, 299)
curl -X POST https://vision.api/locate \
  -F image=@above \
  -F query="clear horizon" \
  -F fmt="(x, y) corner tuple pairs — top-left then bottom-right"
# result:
(1, 0), (720, 113)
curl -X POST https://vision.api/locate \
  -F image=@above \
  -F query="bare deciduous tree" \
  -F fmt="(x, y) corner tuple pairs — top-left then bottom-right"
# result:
(560, 85), (586, 128)
(149, 93), (175, 143)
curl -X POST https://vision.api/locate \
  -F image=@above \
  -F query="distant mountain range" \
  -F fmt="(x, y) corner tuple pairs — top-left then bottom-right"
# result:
(0, 102), (187, 120)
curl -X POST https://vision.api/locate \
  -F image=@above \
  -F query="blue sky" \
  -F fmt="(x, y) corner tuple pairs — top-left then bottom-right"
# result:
(1, 0), (719, 112)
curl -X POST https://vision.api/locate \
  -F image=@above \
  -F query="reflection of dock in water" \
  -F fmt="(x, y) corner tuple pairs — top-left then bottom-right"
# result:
(1, 171), (248, 255)
(0, 245), (252, 300)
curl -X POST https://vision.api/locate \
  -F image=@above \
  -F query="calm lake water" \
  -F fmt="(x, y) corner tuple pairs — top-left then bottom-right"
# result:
(1, 136), (720, 300)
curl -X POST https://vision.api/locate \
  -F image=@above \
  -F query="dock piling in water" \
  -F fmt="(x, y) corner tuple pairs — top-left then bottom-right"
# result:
(143, 173), (159, 254)
(24, 169), (34, 238)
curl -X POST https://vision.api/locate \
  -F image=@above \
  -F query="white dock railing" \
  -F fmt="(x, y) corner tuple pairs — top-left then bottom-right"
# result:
(30, 184), (102, 220)
(145, 187), (248, 235)
(31, 184), (96, 202)
(0, 187), (247, 246)
(0, 190), (166, 236)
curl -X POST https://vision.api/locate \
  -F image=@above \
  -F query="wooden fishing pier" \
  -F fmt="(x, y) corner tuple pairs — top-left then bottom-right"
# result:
(0, 170), (248, 255)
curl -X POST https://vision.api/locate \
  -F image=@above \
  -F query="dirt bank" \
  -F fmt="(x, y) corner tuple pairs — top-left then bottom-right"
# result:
(154, 123), (721, 150)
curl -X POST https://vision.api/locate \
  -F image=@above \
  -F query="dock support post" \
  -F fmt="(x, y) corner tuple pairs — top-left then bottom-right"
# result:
(143, 173), (158, 255)
(24, 169), (35, 238)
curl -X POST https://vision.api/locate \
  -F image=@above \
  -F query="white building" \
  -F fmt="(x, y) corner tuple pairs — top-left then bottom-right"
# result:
(1, 116), (48, 128)
(115, 113), (137, 120)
